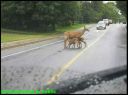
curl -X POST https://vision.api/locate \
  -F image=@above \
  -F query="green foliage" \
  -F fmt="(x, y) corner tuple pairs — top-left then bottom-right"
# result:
(101, 2), (121, 22)
(81, 1), (122, 23)
(1, 1), (81, 31)
(116, 1), (127, 17)
(1, 1), (123, 32)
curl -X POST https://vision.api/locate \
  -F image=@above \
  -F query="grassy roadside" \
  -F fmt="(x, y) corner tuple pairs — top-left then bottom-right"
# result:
(1, 24), (85, 43)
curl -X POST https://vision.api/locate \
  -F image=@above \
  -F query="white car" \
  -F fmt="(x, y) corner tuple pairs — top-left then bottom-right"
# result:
(103, 19), (109, 26)
(96, 21), (106, 30)
(108, 19), (112, 24)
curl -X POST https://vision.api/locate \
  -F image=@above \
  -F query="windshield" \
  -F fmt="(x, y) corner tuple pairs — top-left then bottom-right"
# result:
(98, 22), (104, 25)
(1, 1), (127, 94)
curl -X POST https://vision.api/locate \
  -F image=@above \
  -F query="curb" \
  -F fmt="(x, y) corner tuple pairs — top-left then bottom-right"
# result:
(1, 36), (63, 50)
(43, 65), (127, 94)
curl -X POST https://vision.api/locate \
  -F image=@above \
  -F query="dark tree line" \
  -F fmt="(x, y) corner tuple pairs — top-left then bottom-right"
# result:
(1, 1), (125, 32)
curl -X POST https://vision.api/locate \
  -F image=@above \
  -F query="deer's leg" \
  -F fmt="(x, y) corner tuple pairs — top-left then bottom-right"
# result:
(64, 40), (66, 48)
(68, 44), (70, 48)
(78, 42), (80, 48)
(82, 40), (86, 47)
(79, 42), (81, 48)
(76, 41), (78, 48)
(80, 42), (82, 48)
(69, 43), (72, 48)
(77, 43), (79, 48)
(73, 44), (75, 48)
(77, 42), (79, 48)
(64, 38), (68, 48)
(72, 44), (74, 48)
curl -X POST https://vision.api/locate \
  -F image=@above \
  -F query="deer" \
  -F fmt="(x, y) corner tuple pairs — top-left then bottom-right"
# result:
(77, 37), (86, 48)
(64, 26), (89, 48)
(67, 37), (86, 48)
(67, 38), (78, 48)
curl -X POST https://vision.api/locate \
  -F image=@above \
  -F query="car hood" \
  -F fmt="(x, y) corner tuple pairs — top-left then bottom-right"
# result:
(97, 24), (105, 27)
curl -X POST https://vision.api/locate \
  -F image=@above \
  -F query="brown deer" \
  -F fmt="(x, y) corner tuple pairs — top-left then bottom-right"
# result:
(64, 26), (89, 48)
(67, 37), (86, 48)
(77, 37), (86, 48)
(68, 38), (78, 48)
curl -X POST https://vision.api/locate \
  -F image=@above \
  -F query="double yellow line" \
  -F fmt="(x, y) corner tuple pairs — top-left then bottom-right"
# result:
(47, 30), (107, 85)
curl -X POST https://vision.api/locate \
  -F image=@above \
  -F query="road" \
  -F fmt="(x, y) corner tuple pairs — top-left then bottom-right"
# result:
(1, 24), (127, 91)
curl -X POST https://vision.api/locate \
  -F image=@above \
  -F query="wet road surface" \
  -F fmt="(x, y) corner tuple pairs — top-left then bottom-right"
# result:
(1, 24), (127, 91)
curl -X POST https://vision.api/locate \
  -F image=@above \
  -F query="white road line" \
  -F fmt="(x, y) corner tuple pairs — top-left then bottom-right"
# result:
(1, 40), (63, 59)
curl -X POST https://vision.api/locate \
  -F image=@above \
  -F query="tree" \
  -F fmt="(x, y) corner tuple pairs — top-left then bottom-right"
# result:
(116, 1), (127, 17)
(1, 1), (124, 32)
(1, 1), (82, 31)
(81, 1), (94, 23)
(101, 2), (121, 22)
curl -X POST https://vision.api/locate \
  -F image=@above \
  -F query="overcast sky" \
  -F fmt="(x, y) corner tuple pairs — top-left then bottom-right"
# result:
(103, 1), (116, 4)
(87, 1), (116, 4)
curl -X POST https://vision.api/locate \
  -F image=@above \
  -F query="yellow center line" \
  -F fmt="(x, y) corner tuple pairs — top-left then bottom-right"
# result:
(47, 29), (107, 85)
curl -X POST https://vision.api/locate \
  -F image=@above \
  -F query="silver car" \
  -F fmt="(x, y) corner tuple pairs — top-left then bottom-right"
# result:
(103, 19), (109, 26)
(96, 21), (106, 30)
(108, 19), (112, 24)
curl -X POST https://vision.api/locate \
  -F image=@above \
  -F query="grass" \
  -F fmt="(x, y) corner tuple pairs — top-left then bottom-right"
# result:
(1, 23), (86, 43)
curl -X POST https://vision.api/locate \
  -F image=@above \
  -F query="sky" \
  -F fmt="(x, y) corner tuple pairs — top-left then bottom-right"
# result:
(87, 1), (116, 4)
(103, 1), (116, 4)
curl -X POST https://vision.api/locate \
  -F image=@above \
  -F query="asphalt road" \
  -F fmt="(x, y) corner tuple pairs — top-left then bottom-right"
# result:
(1, 24), (127, 91)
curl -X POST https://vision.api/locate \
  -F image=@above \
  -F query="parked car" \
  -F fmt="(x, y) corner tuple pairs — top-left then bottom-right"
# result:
(108, 19), (112, 24)
(103, 19), (109, 26)
(123, 21), (126, 24)
(96, 21), (106, 30)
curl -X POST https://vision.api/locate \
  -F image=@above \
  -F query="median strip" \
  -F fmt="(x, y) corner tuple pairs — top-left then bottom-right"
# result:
(1, 36), (63, 50)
